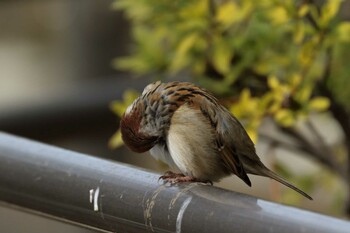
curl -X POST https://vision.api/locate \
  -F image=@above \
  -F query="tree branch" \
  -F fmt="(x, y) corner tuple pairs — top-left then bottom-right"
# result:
(260, 126), (347, 179)
(315, 45), (350, 215)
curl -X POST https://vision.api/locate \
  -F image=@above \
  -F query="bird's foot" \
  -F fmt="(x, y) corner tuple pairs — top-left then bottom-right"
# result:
(159, 171), (186, 182)
(159, 171), (213, 185)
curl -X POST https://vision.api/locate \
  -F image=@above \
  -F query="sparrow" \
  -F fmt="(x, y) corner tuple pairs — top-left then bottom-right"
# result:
(120, 81), (312, 200)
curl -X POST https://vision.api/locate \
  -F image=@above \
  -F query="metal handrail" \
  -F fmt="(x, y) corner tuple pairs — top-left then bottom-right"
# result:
(0, 132), (349, 233)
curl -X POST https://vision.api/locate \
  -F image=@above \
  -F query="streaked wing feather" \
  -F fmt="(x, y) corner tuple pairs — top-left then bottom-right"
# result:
(195, 91), (252, 186)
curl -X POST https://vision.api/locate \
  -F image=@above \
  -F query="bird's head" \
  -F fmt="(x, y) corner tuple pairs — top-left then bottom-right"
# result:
(120, 97), (160, 153)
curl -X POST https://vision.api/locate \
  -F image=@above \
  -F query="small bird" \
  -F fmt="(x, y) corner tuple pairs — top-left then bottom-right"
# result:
(120, 81), (312, 200)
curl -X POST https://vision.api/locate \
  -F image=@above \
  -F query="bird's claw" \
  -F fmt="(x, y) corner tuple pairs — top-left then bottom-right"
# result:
(158, 171), (213, 185)
(158, 171), (185, 183)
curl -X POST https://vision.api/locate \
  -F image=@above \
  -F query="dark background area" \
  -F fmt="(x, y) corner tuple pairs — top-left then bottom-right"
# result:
(0, 1), (144, 232)
(1, 0), (131, 158)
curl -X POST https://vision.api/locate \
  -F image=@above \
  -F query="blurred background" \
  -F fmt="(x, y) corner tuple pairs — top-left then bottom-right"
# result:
(1, 0), (350, 231)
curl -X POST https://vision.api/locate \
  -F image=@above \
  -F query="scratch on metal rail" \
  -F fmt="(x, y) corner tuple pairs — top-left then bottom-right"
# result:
(169, 184), (196, 211)
(144, 185), (166, 232)
(176, 196), (192, 233)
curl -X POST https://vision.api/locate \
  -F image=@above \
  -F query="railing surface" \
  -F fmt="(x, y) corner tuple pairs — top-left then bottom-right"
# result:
(0, 132), (349, 233)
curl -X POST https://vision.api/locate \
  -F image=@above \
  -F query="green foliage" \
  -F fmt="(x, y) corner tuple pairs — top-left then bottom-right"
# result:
(328, 43), (350, 111)
(112, 0), (348, 142)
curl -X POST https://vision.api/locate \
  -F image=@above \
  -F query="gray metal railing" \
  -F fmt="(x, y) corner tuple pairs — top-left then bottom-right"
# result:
(0, 132), (349, 233)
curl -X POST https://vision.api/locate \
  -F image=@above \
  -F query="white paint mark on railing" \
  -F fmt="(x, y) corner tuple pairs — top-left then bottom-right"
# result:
(89, 187), (100, 212)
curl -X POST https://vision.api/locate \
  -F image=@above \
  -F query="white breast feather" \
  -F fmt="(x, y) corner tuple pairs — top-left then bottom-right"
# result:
(166, 104), (226, 181)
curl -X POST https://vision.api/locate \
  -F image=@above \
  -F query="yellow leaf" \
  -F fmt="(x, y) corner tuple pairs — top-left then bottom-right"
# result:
(212, 39), (233, 74)
(268, 101), (281, 113)
(290, 73), (302, 88)
(298, 4), (309, 17)
(268, 76), (280, 90)
(294, 22), (305, 44)
(110, 101), (126, 117)
(216, 2), (240, 27)
(230, 88), (259, 117)
(298, 37), (319, 66)
(275, 109), (295, 127)
(269, 6), (289, 25)
(320, 0), (342, 27)
(296, 85), (312, 102)
(178, 34), (197, 54)
(179, 0), (209, 18)
(170, 33), (198, 71)
(309, 97), (330, 111)
(336, 22), (350, 42)
(124, 90), (140, 103)
(108, 129), (124, 149)
(246, 128), (258, 144)
(254, 60), (269, 74)
(216, 0), (252, 27)
(260, 93), (273, 110)
(241, 88), (251, 103)
(110, 90), (139, 117)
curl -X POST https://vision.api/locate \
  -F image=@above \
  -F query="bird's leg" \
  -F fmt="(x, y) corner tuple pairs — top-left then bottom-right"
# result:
(159, 171), (185, 180)
(159, 171), (213, 185)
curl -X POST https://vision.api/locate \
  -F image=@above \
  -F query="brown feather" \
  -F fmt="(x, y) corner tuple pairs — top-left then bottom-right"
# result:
(120, 110), (159, 153)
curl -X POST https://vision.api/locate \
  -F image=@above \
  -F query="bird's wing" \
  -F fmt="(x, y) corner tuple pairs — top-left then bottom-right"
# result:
(194, 93), (252, 186)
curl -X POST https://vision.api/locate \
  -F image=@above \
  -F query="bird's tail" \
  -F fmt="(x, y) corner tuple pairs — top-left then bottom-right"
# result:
(258, 165), (313, 200)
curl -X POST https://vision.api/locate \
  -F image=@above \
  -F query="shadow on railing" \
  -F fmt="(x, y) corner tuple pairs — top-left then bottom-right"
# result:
(0, 132), (349, 233)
